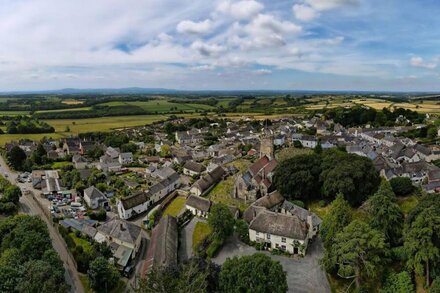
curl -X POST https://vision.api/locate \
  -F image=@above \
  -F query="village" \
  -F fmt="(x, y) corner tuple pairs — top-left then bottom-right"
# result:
(3, 111), (440, 291)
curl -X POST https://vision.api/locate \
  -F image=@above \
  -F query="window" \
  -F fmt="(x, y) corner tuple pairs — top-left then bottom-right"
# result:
(281, 245), (286, 251)
(256, 231), (259, 236)
(281, 237), (286, 243)
(267, 234), (271, 240)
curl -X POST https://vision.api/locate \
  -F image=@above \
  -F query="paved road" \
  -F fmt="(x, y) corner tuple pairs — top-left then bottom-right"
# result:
(179, 217), (207, 261)
(213, 235), (331, 293)
(0, 155), (84, 293)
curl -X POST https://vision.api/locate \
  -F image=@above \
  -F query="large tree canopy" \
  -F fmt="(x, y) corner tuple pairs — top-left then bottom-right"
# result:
(219, 253), (288, 293)
(273, 153), (322, 201)
(320, 149), (380, 206)
(208, 203), (235, 241)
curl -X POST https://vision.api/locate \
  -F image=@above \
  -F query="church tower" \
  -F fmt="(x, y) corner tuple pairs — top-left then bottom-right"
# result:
(260, 131), (274, 159)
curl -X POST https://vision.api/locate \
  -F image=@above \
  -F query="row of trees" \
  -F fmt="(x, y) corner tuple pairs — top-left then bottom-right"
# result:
(138, 253), (287, 293)
(273, 149), (381, 206)
(321, 180), (440, 291)
(323, 106), (425, 127)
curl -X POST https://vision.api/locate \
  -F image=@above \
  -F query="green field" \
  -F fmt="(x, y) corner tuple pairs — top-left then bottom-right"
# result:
(0, 114), (168, 145)
(99, 100), (214, 113)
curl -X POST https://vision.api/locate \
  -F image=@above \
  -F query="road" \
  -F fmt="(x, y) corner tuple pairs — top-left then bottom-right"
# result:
(0, 155), (84, 293)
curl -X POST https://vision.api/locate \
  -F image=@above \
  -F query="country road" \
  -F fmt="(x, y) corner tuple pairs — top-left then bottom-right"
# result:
(0, 155), (84, 293)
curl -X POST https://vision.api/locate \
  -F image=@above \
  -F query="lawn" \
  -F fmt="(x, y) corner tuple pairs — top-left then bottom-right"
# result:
(162, 196), (186, 217)
(207, 176), (249, 212)
(69, 232), (93, 254)
(192, 221), (212, 251)
(52, 161), (73, 169)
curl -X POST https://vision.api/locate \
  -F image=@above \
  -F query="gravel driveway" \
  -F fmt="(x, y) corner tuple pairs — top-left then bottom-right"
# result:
(212, 235), (331, 293)
(179, 217), (207, 261)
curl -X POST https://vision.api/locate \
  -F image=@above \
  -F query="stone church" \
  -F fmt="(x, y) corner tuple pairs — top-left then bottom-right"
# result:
(232, 133), (278, 202)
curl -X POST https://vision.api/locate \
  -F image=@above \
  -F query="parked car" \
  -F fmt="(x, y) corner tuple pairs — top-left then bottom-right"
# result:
(123, 265), (134, 278)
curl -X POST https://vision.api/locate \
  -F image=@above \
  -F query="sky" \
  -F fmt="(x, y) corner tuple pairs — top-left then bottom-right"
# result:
(0, 0), (440, 92)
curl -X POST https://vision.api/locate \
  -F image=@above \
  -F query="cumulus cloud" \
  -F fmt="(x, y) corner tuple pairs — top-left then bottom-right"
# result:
(293, 4), (319, 22)
(217, 0), (264, 20)
(410, 56), (437, 69)
(176, 19), (213, 34)
(191, 40), (226, 56)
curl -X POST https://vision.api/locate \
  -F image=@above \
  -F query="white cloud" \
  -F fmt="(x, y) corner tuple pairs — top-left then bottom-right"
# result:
(321, 36), (345, 45)
(254, 69), (272, 75)
(176, 19), (213, 34)
(191, 64), (216, 71)
(217, 0), (264, 20)
(410, 56), (437, 69)
(305, 0), (359, 11)
(293, 4), (319, 22)
(191, 40), (226, 56)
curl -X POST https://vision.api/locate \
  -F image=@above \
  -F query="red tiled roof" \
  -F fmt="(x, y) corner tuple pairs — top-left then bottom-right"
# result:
(263, 159), (278, 175)
(249, 156), (270, 176)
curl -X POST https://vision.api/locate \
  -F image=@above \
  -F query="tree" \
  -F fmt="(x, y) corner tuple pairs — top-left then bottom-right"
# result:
(160, 144), (171, 157)
(87, 257), (120, 293)
(380, 271), (414, 293)
(208, 203), (234, 241)
(219, 253), (287, 293)
(431, 277), (440, 293)
(3, 186), (21, 205)
(320, 193), (352, 248)
(235, 219), (249, 244)
(327, 220), (388, 289)
(273, 154), (322, 201)
(389, 177), (414, 196)
(404, 205), (440, 287)
(367, 180), (403, 246)
(320, 150), (380, 206)
(7, 146), (27, 170)
(137, 258), (219, 293)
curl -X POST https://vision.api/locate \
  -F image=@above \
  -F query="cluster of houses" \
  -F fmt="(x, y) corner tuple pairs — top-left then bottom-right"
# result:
(7, 113), (440, 275)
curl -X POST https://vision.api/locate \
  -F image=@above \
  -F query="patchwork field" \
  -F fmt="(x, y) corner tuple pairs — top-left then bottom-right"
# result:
(98, 100), (215, 113)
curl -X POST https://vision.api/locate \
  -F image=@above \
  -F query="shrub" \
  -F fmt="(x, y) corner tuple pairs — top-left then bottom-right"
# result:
(319, 200), (327, 208)
(206, 238), (224, 258)
(389, 177), (414, 196)
(291, 200), (305, 208)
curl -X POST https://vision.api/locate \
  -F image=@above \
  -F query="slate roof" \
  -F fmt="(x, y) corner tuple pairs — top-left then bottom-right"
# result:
(186, 195), (211, 212)
(84, 186), (106, 200)
(192, 166), (226, 193)
(145, 215), (178, 271)
(281, 201), (322, 227)
(183, 161), (206, 173)
(249, 209), (308, 240)
(97, 217), (141, 245)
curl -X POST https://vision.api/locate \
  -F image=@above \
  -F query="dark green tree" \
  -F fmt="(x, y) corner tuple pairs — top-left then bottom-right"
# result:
(273, 154), (322, 201)
(367, 180), (403, 245)
(320, 150), (380, 206)
(219, 253), (287, 293)
(7, 146), (27, 170)
(208, 203), (235, 241)
(389, 177), (414, 196)
(380, 271), (414, 293)
(87, 257), (120, 293)
(326, 220), (388, 289)
(404, 205), (440, 287)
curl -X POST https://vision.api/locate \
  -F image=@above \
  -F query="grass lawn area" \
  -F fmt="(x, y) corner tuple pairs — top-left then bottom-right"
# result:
(69, 232), (93, 254)
(398, 195), (419, 215)
(163, 196), (186, 217)
(192, 221), (212, 251)
(226, 159), (251, 173)
(52, 161), (73, 169)
(207, 176), (249, 212)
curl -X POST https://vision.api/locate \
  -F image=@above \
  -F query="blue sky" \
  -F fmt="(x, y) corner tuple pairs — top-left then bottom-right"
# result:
(0, 0), (439, 91)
